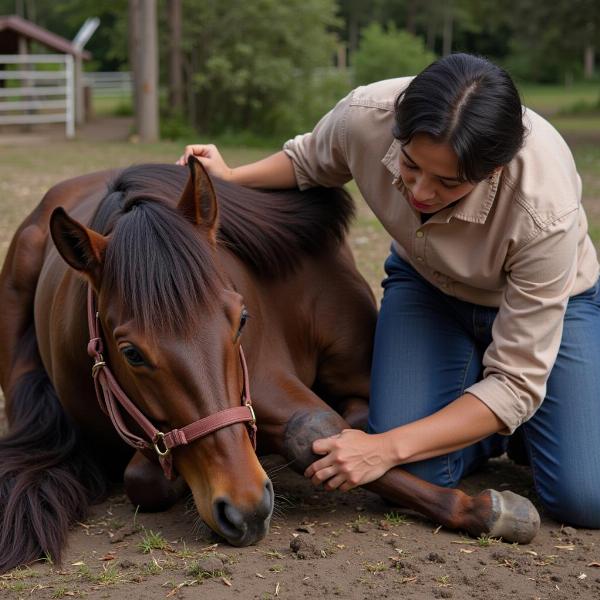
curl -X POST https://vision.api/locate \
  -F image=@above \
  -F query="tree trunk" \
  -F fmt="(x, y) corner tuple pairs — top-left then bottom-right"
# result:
(137, 0), (160, 142)
(167, 0), (183, 113)
(405, 0), (417, 35)
(442, 1), (453, 57)
(348, 0), (359, 57)
(584, 44), (595, 79)
(128, 0), (141, 135)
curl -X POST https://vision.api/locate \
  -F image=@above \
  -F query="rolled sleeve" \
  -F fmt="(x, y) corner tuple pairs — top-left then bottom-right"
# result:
(283, 91), (354, 190)
(467, 209), (580, 433)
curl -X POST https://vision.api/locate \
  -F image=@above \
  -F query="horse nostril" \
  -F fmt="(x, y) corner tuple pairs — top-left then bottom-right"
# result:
(263, 480), (274, 515)
(214, 498), (247, 541)
(212, 482), (274, 546)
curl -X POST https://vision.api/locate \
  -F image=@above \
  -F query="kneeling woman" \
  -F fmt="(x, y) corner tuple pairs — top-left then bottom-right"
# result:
(179, 53), (600, 528)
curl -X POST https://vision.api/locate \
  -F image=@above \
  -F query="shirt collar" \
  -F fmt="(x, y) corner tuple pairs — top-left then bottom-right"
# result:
(381, 138), (502, 225)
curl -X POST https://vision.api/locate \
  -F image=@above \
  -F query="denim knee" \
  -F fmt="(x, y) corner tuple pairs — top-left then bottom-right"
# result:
(540, 485), (600, 529)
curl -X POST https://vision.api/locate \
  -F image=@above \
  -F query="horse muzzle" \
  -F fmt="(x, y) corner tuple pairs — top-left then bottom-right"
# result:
(212, 479), (274, 546)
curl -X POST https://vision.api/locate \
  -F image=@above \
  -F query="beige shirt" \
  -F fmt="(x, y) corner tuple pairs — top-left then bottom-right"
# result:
(283, 77), (599, 434)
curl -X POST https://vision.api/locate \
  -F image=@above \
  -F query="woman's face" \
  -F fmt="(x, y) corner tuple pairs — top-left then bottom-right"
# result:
(398, 133), (477, 214)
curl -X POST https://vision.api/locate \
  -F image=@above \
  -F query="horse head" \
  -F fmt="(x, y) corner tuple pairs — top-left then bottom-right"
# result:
(49, 158), (273, 546)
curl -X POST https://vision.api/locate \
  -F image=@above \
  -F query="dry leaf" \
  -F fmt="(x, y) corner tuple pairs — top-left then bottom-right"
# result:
(587, 562), (600, 567)
(554, 545), (575, 550)
(459, 549), (475, 554)
(222, 577), (232, 587)
(99, 553), (115, 561)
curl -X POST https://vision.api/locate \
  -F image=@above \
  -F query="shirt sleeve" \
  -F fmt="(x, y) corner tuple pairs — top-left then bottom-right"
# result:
(466, 208), (580, 434)
(283, 90), (354, 190)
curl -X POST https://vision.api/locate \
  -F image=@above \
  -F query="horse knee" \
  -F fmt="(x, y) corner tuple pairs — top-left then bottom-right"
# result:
(282, 410), (346, 472)
(124, 453), (186, 512)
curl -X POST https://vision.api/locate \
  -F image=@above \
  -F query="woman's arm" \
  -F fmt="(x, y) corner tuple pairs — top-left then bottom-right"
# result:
(177, 145), (297, 189)
(304, 392), (504, 492)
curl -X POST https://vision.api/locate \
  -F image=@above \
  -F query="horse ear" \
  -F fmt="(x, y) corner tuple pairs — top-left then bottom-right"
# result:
(50, 207), (107, 288)
(177, 156), (219, 243)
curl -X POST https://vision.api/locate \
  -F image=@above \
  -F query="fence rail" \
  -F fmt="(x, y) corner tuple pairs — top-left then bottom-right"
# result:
(84, 71), (132, 97)
(0, 53), (74, 137)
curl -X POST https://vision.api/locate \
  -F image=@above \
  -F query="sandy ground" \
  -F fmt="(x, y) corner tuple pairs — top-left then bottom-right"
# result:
(0, 447), (599, 599)
(1, 118), (600, 599)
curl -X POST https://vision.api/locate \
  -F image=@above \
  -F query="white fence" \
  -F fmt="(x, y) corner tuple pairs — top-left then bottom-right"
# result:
(0, 54), (74, 138)
(84, 71), (132, 97)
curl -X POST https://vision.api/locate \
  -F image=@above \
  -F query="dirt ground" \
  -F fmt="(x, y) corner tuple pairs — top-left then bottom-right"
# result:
(1, 119), (600, 599)
(0, 451), (599, 600)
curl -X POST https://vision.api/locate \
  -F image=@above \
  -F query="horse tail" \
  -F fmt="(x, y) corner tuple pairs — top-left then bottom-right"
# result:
(0, 368), (106, 573)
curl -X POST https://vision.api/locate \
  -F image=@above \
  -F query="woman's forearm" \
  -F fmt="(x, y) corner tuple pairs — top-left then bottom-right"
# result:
(388, 393), (506, 464)
(229, 151), (298, 189)
(178, 145), (298, 189)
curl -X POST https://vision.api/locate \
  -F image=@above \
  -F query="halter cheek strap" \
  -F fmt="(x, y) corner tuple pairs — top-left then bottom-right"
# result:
(86, 285), (257, 481)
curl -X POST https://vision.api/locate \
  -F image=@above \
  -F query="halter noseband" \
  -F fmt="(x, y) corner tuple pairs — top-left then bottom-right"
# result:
(86, 285), (257, 480)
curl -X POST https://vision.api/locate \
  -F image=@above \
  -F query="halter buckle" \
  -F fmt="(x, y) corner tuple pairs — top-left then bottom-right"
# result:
(246, 402), (256, 426)
(91, 355), (106, 378)
(153, 431), (170, 457)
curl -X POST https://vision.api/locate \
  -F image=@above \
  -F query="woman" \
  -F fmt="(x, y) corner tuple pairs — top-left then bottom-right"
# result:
(178, 53), (600, 527)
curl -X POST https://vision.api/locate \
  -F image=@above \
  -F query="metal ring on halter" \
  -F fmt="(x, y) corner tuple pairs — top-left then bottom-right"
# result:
(245, 402), (256, 426)
(153, 431), (170, 457)
(91, 357), (106, 378)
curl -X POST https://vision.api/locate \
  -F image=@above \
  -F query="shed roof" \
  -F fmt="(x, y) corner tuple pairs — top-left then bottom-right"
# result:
(0, 15), (91, 59)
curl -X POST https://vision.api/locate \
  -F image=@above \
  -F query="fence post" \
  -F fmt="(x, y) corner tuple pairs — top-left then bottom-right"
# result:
(65, 54), (75, 138)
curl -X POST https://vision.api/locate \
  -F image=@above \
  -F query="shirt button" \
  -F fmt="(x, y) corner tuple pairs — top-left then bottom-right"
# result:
(416, 231), (424, 238)
(416, 256), (423, 262)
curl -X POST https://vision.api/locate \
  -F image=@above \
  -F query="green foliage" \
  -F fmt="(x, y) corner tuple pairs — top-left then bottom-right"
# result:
(353, 23), (436, 86)
(160, 112), (196, 141)
(181, 0), (346, 137)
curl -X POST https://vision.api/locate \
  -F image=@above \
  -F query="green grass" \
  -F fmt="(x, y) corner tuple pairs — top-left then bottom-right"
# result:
(519, 82), (600, 115)
(137, 529), (169, 554)
(186, 561), (226, 580)
(92, 94), (133, 118)
(383, 511), (410, 526)
(475, 534), (501, 547)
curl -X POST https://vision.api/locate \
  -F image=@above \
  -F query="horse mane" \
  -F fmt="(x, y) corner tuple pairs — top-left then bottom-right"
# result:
(90, 163), (354, 332)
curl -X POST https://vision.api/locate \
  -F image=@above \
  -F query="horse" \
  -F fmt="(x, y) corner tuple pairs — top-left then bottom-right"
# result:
(0, 158), (540, 573)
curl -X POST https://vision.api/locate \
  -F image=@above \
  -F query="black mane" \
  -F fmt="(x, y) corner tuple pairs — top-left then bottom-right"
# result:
(90, 163), (354, 332)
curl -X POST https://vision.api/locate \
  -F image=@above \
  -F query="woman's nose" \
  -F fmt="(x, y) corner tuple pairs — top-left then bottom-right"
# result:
(412, 176), (435, 202)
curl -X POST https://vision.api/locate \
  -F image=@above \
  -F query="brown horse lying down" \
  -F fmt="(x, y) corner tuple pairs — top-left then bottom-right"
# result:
(0, 159), (540, 573)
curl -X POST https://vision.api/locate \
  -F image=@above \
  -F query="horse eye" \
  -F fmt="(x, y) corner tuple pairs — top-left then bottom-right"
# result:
(240, 308), (249, 330)
(121, 345), (146, 367)
(234, 308), (249, 342)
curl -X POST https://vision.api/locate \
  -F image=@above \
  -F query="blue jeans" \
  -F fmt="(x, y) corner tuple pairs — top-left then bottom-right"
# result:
(368, 248), (600, 528)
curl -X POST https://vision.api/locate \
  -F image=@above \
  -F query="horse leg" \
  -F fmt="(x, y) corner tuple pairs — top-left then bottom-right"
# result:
(259, 375), (539, 544)
(124, 451), (188, 512)
(0, 223), (47, 400)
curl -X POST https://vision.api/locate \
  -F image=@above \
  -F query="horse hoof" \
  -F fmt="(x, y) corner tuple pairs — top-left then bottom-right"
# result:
(484, 489), (540, 544)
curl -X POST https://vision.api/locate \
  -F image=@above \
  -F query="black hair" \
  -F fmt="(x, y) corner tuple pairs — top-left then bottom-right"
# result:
(393, 53), (526, 183)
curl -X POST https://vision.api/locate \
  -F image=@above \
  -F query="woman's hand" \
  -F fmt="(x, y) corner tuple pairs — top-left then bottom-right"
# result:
(304, 429), (396, 492)
(176, 144), (233, 181)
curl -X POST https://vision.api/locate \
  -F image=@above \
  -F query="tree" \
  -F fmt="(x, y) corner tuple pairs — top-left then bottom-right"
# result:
(353, 23), (436, 85)
(179, 0), (343, 137)
(166, 0), (183, 112)
(130, 0), (159, 141)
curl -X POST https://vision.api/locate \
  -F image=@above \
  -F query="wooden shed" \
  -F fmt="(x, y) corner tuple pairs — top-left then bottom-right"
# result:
(0, 15), (91, 137)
